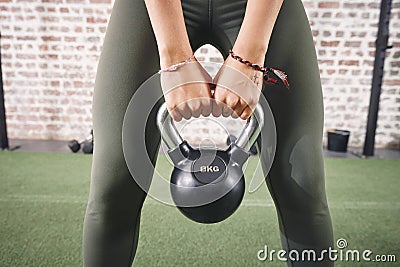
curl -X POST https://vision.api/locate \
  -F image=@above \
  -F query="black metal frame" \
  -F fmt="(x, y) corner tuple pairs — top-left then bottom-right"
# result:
(363, 0), (393, 157)
(0, 32), (9, 150)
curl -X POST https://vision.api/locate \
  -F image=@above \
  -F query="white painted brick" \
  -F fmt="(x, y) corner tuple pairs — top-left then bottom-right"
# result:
(0, 0), (398, 149)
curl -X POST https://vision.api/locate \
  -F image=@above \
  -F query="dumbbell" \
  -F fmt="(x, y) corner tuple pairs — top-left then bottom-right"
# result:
(68, 130), (93, 154)
(81, 138), (93, 154)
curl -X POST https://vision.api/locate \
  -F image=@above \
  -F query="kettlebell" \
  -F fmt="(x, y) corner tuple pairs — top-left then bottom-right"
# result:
(156, 103), (264, 224)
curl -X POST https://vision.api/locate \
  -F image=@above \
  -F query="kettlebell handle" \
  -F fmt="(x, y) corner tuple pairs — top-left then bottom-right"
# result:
(156, 103), (264, 151)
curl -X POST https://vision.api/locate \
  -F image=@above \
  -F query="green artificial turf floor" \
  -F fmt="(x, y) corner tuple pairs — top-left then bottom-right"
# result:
(0, 151), (399, 266)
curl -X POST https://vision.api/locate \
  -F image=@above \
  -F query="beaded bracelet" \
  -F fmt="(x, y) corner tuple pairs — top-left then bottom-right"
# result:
(158, 54), (196, 74)
(228, 50), (290, 89)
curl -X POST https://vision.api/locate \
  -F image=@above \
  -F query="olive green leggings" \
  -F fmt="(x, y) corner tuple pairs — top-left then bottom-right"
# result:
(83, 0), (334, 266)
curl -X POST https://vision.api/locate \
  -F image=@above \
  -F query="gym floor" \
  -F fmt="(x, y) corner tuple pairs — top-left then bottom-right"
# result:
(7, 138), (400, 159)
(0, 149), (399, 266)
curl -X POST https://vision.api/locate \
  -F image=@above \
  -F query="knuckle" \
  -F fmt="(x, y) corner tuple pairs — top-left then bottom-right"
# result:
(167, 102), (178, 111)
(249, 96), (259, 107)
(240, 114), (249, 120)
(240, 108), (251, 120)
(201, 107), (212, 117)
(187, 102), (199, 112)
(226, 96), (238, 108)
(213, 95), (223, 104)
(212, 108), (221, 117)
(238, 101), (248, 111)
(171, 113), (181, 122)
(200, 98), (210, 106)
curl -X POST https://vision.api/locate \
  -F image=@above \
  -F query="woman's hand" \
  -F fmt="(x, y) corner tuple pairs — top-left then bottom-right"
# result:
(212, 50), (264, 120)
(213, 0), (283, 120)
(160, 55), (213, 122)
(145, 0), (282, 121)
(145, 0), (214, 121)
(163, 82), (213, 122)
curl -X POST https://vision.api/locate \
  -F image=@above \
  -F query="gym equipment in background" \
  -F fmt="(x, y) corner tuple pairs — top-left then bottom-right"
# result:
(327, 129), (350, 152)
(157, 103), (264, 224)
(68, 129), (93, 154)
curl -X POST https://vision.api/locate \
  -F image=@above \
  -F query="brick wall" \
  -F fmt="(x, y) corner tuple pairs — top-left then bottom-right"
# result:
(303, 1), (400, 148)
(0, 0), (399, 148)
(0, 0), (112, 140)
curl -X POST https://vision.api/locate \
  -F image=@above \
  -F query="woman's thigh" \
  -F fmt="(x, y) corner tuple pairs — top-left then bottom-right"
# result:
(83, 0), (161, 265)
(211, 0), (333, 252)
(259, 1), (333, 253)
(90, 0), (160, 201)
(262, 0), (328, 213)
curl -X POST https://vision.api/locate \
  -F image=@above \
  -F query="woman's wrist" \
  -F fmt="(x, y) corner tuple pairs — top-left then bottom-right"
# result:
(231, 42), (267, 66)
(159, 43), (193, 69)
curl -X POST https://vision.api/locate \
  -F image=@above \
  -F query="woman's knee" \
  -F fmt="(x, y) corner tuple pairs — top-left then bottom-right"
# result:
(88, 151), (147, 209)
(265, 133), (328, 211)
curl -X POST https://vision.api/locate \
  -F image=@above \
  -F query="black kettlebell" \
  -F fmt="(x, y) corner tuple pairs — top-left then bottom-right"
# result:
(157, 103), (264, 224)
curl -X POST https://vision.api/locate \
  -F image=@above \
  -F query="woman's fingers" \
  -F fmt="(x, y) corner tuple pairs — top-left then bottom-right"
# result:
(186, 99), (202, 118)
(211, 98), (224, 117)
(178, 103), (193, 120)
(240, 106), (253, 120)
(164, 83), (214, 121)
(232, 98), (247, 118)
(170, 109), (183, 122)
(165, 80), (256, 121)
(225, 93), (241, 118)
(213, 85), (252, 119)
(200, 98), (212, 117)
(222, 105), (232, 117)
